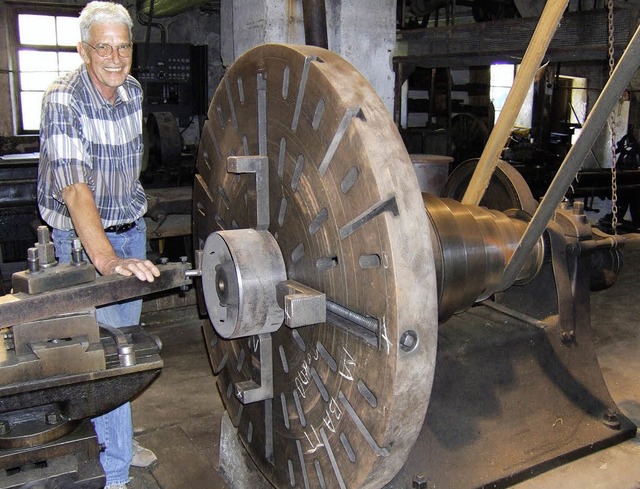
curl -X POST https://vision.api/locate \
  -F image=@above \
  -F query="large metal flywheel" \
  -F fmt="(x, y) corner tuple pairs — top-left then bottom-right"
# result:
(193, 44), (438, 489)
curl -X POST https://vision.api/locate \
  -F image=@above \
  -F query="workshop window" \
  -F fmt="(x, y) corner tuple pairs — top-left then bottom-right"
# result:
(490, 63), (534, 129)
(14, 12), (81, 133)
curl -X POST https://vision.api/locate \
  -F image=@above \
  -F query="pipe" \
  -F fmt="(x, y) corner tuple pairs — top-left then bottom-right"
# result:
(136, 0), (167, 44)
(500, 23), (640, 290)
(302, 0), (328, 49)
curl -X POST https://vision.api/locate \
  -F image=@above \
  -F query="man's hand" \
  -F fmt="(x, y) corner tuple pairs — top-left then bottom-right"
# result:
(107, 257), (161, 282)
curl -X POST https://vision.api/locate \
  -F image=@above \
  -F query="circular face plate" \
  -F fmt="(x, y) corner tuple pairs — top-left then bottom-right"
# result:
(194, 44), (438, 489)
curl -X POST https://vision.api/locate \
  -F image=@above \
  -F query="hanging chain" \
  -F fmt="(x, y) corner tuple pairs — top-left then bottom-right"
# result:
(607, 0), (619, 233)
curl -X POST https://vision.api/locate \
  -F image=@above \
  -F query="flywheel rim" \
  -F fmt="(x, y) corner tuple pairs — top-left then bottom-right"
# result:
(194, 43), (438, 489)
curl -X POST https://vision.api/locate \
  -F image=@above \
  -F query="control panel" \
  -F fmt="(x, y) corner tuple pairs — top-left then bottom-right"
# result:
(132, 43), (208, 124)
(136, 48), (192, 83)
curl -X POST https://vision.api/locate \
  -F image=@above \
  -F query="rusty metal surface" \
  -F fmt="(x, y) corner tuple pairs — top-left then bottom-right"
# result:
(193, 42), (638, 489)
(0, 262), (192, 328)
(194, 44), (438, 489)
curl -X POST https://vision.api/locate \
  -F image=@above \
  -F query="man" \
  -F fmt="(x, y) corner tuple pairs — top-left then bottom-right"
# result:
(37, 2), (160, 488)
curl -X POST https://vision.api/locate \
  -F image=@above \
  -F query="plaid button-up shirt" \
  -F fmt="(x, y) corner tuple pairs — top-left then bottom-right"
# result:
(38, 64), (147, 231)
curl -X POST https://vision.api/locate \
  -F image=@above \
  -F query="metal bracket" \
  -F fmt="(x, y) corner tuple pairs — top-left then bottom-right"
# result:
(277, 280), (326, 328)
(234, 333), (273, 404)
(12, 233), (95, 295)
(227, 155), (269, 230)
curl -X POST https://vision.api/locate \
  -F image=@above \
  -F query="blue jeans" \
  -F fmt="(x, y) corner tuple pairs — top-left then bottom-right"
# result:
(52, 217), (147, 486)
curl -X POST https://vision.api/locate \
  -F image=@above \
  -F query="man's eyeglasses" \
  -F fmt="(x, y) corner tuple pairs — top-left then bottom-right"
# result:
(83, 42), (133, 58)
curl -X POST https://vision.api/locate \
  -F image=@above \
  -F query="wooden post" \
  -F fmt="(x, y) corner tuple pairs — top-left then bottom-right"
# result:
(461, 0), (570, 206)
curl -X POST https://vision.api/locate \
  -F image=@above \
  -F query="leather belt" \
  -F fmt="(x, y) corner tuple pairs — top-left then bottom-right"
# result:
(104, 222), (136, 234)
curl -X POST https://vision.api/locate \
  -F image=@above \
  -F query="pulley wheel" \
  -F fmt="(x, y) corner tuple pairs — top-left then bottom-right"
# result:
(194, 44), (438, 488)
(442, 157), (538, 215)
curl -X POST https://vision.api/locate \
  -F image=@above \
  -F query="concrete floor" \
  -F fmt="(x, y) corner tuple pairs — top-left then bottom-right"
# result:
(127, 217), (640, 489)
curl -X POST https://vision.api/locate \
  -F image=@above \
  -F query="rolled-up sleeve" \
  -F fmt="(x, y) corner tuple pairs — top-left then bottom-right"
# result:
(41, 95), (94, 203)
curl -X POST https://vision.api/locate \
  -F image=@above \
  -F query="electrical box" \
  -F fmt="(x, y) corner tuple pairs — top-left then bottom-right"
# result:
(132, 43), (208, 125)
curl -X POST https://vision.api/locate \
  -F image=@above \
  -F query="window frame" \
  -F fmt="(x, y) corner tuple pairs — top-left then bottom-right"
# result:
(8, 4), (82, 135)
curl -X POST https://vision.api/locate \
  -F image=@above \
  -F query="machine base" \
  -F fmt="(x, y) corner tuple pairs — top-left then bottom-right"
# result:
(387, 303), (637, 489)
(0, 420), (104, 489)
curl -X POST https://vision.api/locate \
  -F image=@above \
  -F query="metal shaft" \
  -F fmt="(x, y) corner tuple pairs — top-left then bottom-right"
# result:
(424, 194), (544, 322)
(501, 23), (640, 290)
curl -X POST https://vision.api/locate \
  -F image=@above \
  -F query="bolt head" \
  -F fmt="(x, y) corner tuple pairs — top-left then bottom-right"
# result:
(603, 409), (621, 430)
(412, 475), (427, 489)
(561, 330), (576, 345)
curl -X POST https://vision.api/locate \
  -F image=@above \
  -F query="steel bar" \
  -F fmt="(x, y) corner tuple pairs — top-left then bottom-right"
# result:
(0, 263), (191, 328)
(479, 300), (548, 330)
(326, 300), (378, 332)
(462, 0), (569, 206)
(500, 23), (640, 289)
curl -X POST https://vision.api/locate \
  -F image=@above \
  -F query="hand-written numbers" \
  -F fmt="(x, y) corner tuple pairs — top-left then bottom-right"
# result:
(338, 347), (355, 380)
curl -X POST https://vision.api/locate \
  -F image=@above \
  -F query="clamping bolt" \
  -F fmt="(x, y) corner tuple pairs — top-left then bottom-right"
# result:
(27, 247), (40, 274)
(72, 238), (86, 265)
